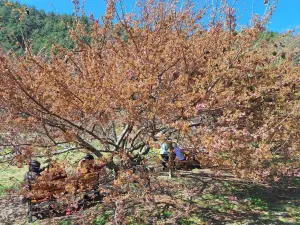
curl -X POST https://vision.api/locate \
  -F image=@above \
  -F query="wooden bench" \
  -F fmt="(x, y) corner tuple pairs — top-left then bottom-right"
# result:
(22, 169), (113, 223)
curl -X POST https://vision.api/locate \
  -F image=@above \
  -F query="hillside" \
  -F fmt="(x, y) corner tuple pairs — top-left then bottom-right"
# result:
(1, 1), (299, 62)
(0, 0), (80, 54)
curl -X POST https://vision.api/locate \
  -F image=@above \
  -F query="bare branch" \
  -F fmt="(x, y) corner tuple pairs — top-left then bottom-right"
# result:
(131, 127), (145, 147)
(114, 124), (132, 151)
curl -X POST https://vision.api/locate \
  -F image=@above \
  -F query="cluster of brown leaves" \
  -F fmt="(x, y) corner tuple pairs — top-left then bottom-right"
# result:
(0, 0), (299, 184)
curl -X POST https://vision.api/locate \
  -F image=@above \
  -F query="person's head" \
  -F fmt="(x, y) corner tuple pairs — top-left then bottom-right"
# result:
(83, 154), (94, 161)
(29, 160), (41, 172)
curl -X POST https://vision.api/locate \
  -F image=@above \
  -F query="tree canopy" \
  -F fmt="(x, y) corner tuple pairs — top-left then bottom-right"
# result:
(0, 0), (299, 184)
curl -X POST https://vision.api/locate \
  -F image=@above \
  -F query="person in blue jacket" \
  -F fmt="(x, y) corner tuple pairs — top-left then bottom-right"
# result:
(172, 143), (186, 161)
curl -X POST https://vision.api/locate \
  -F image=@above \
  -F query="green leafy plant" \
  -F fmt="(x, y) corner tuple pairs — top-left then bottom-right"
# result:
(94, 212), (110, 225)
(249, 197), (268, 210)
(58, 218), (72, 225)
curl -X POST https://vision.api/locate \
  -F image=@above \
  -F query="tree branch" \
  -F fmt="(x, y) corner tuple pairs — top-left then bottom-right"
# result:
(114, 124), (132, 151)
(131, 127), (144, 147)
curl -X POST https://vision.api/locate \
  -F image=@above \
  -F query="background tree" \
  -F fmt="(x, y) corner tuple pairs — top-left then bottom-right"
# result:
(0, 0), (76, 54)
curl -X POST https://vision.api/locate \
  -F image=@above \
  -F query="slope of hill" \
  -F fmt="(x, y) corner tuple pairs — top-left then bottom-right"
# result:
(0, 0), (78, 54)
(1, 1), (298, 62)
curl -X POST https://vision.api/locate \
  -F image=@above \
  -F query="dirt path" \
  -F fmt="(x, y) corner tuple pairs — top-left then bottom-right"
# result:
(0, 194), (27, 225)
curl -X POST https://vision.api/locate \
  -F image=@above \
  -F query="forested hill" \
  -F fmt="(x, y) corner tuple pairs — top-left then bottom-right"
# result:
(0, 0), (299, 62)
(0, 1), (84, 54)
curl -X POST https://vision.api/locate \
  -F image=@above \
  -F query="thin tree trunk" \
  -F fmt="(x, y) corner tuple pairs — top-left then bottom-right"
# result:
(169, 150), (174, 178)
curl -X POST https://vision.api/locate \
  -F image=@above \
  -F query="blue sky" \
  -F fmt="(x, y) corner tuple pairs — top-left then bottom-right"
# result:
(13, 0), (300, 32)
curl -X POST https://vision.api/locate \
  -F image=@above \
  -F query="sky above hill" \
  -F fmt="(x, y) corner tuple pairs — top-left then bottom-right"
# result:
(13, 0), (300, 33)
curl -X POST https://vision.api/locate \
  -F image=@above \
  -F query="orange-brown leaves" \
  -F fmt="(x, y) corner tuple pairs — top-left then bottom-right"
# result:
(0, 0), (299, 183)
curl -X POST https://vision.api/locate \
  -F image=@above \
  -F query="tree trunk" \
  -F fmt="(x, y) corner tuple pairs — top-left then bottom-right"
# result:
(169, 150), (174, 178)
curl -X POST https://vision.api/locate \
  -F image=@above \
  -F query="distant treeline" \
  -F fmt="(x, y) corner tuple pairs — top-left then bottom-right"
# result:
(0, 0), (90, 54)
(0, 0), (299, 62)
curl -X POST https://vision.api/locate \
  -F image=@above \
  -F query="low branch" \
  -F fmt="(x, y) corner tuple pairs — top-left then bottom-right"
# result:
(0, 142), (69, 148)
(75, 135), (103, 158)
(140, 144), (150, 155)
(43, 123), (57, 145)
(111, 121), (118, 142)
(129, 142), (145, 152)
(36, 147), (82, 157)
(131, 127), (144, 147)
(36, 146), (112, 158)
(114, 124), (132, 151)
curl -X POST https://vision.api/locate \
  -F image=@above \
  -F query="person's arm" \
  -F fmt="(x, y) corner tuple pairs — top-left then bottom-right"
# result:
(94, 162), (107, 170)
(157, 148), (163, 160)
(39, 166), (46, 173)
(77, 161), (83, 175)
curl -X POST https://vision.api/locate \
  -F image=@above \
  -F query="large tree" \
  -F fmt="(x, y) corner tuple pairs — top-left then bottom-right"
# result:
(0, 0), (299, 182)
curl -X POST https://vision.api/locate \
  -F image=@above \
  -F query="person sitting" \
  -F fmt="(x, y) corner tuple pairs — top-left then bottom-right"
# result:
(77, 154), (107, 203)
(22, 160), (46, 203)
(172, 143), (186, 161)
(77, 154), (106, 176)
(24, 160), (45, 183)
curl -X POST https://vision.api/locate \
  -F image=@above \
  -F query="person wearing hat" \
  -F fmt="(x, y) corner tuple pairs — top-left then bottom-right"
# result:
(22, 160), (46, 205)
(77, 154), (106, 176)
(24, 160), (45, 183)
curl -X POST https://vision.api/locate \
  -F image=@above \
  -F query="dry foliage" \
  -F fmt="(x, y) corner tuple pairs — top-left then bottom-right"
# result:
(0, 0), (299, 190)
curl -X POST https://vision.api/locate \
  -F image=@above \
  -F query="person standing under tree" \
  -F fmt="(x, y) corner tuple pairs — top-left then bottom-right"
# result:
(159, 142), (169, 170)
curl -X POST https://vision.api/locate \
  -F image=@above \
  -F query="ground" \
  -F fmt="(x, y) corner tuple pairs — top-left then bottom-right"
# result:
(0, 167), (299, 225)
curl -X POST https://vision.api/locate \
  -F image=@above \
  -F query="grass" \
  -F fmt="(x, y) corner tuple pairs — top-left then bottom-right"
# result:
(0, 150), (89, 198)
(58, 218), (72, 225)
(155, 171), (300, 225)
(178, 213), (205, 225)
(193, 180), (300, 224)
(0, 144), (154, 199)
(93, 211), (111, 225)
(1, 147), (299, 224)
(0, 163), (27, 198)
(49, 177), (299, 225)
